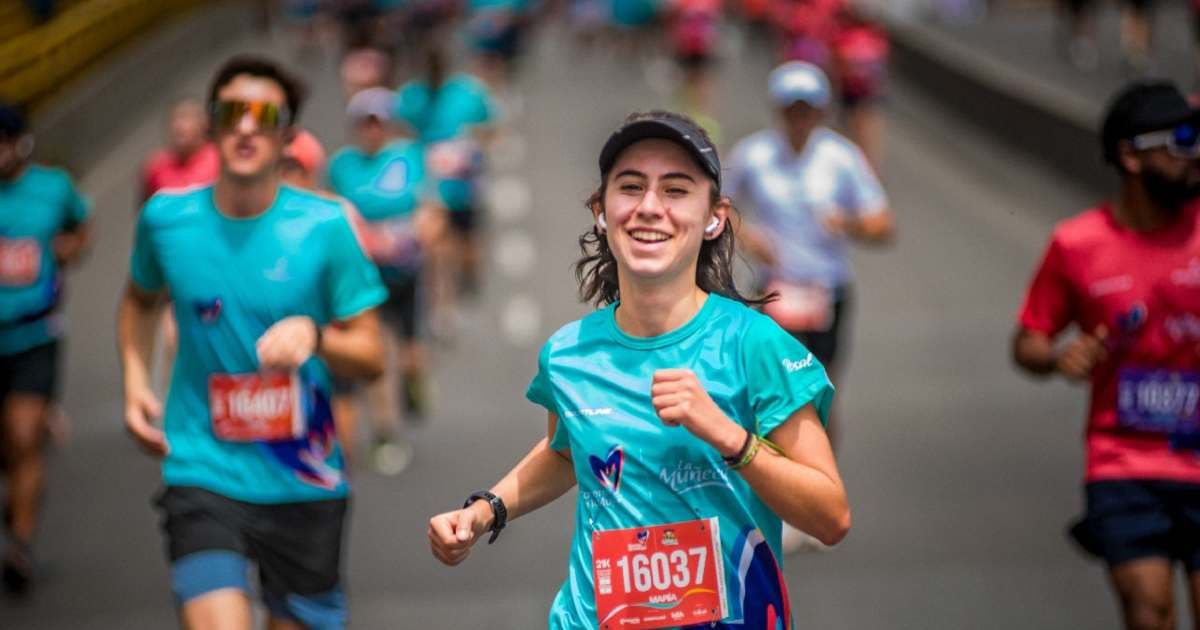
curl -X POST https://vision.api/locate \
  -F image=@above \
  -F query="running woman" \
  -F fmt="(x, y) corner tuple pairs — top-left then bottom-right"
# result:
(429, 111), (851, 629)
(0, 102), (91, 596)
(330, 86), (442, 474)
(1014, 81), (1200, 630)
(118, 56), (386, 629)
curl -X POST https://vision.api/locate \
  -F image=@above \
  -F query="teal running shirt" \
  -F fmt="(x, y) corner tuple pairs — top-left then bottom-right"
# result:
(130, 185), (387, 503)
(0, 164), (90, 355)
(527, 294), (832, 629)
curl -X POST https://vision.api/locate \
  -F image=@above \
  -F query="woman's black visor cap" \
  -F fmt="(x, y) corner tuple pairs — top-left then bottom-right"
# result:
(598, 117), (721, 191)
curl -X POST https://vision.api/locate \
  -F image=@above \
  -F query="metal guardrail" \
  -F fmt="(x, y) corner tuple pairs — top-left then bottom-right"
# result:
(0, 0), (204, 106)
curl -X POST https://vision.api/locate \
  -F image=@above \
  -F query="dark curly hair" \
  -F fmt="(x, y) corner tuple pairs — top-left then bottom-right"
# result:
(575, 111), (772, 308)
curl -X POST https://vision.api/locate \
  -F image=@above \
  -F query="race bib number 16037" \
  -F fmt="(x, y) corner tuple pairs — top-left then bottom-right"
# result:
(592, 517), (728, 629)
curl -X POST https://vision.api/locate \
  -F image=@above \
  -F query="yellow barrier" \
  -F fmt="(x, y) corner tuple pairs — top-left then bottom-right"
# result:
(0, 0), (205, 106)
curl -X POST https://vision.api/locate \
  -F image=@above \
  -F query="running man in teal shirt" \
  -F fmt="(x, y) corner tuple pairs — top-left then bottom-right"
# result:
(430, 111), (851, 629)
(118, 56), (386, 630)
(0, 102), (91, 596)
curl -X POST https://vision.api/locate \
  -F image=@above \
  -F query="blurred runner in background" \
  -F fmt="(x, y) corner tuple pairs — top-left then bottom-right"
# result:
(280, 128), (375, 468)
(1058, 0), (1098, 71)
(772, 0), (841, 68)
(429, 110), (850, 629)
(395, 47), (496, 334)
(830, 7), (888, 169)
(668, 0), (723, 145)
(340, 44), (394, 99)
(140, 98), (219, 202)
(118, 55), (386, 629)
(610, 0), (663, 57)
(1014, 81), (1200, 630)
(0, 102), (92, 596)
(727, 61), (892, 552)
(1120, 0), (1155, 75)
(466, 0), (534, 99)
(330, 87), (443, 475)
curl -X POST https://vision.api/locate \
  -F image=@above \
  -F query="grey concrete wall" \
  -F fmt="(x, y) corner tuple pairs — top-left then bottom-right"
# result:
(886, 18), (1115, 197)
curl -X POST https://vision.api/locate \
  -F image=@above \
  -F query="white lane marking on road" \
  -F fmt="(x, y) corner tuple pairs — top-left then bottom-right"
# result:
(488, 176), (532, 223)
(643, 56), (675, 97)
(494, 230), (537, 279)
(502, 295), (541, 346)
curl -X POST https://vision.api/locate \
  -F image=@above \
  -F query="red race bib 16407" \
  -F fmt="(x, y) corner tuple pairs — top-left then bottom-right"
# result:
(592, 517), (728, 629)
(209, 371), (306, 442)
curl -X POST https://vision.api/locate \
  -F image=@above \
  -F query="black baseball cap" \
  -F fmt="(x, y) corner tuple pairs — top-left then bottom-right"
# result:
(1101, 81), (1199, 164)
(0, 102), (27, 140)
(598, 113), (721, 190)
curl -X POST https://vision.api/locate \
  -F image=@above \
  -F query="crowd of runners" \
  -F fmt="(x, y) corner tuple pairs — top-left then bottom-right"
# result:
(2, 1), (1200, 629)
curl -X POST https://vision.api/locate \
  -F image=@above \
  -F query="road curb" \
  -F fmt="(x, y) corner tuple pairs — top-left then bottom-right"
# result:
(886, 17), (1112, 195)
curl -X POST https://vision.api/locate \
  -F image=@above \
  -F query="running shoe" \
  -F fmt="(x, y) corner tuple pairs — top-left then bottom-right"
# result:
(403, 374), (430, 422)
(370, 437), (413, 477)
(2, 541), (32, 597)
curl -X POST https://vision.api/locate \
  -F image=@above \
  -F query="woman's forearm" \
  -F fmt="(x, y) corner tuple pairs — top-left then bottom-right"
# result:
(738, 446), (850, 546)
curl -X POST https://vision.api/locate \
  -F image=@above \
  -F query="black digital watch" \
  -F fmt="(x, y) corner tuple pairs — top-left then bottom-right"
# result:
(464, 490), (508, 544)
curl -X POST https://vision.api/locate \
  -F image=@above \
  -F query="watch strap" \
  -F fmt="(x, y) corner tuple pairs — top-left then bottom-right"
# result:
(464, 490), (507, 544)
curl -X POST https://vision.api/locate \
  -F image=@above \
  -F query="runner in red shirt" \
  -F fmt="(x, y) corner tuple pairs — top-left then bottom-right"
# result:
(140, 98), (219, 201)
(1014, 81), (1200, 630)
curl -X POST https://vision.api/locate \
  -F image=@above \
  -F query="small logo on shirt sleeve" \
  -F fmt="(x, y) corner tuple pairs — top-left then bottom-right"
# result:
(781, 353), (814, 373)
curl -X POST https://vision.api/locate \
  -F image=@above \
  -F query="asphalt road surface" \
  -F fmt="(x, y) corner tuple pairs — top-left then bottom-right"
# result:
(0, 8), (1145, 629)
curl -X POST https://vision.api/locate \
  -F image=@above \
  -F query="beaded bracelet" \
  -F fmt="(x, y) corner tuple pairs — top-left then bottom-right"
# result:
(729, 434), (761, 470)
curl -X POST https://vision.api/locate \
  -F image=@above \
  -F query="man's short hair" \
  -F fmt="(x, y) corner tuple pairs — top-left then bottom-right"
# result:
(207, 55), (307, 125)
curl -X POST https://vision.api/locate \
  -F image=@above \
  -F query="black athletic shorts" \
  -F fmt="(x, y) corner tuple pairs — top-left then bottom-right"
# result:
(676, 51), (714, 70)
(785, 285), (851, 369)
(381, 276), (421, 341)
(0, 341), (59, 401)
(1070, 480), (1200, 572)
(448, 207), (480, 236)
(155, 486), (349, 627)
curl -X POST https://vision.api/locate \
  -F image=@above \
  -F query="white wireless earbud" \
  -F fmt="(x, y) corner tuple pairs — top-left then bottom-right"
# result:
(597, 213), (607, 231)
(704, 217), (720, 235)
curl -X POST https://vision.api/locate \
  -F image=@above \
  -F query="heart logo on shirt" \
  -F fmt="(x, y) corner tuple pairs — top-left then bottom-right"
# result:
(589, 446), (623, 493)
(193, 297), (222, 324)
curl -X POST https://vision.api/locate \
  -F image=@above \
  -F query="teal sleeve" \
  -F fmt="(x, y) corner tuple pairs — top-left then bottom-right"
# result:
(525, 341), (568, 450)
(326, 155), (343, 195)
(472, 85), (495, 126)
(129, 208), (164, 291)
(741, 316), (834, 435)
(62, 175), (91, 228)
(392, 83), (425, 132)
(324, 215), (387, 322)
